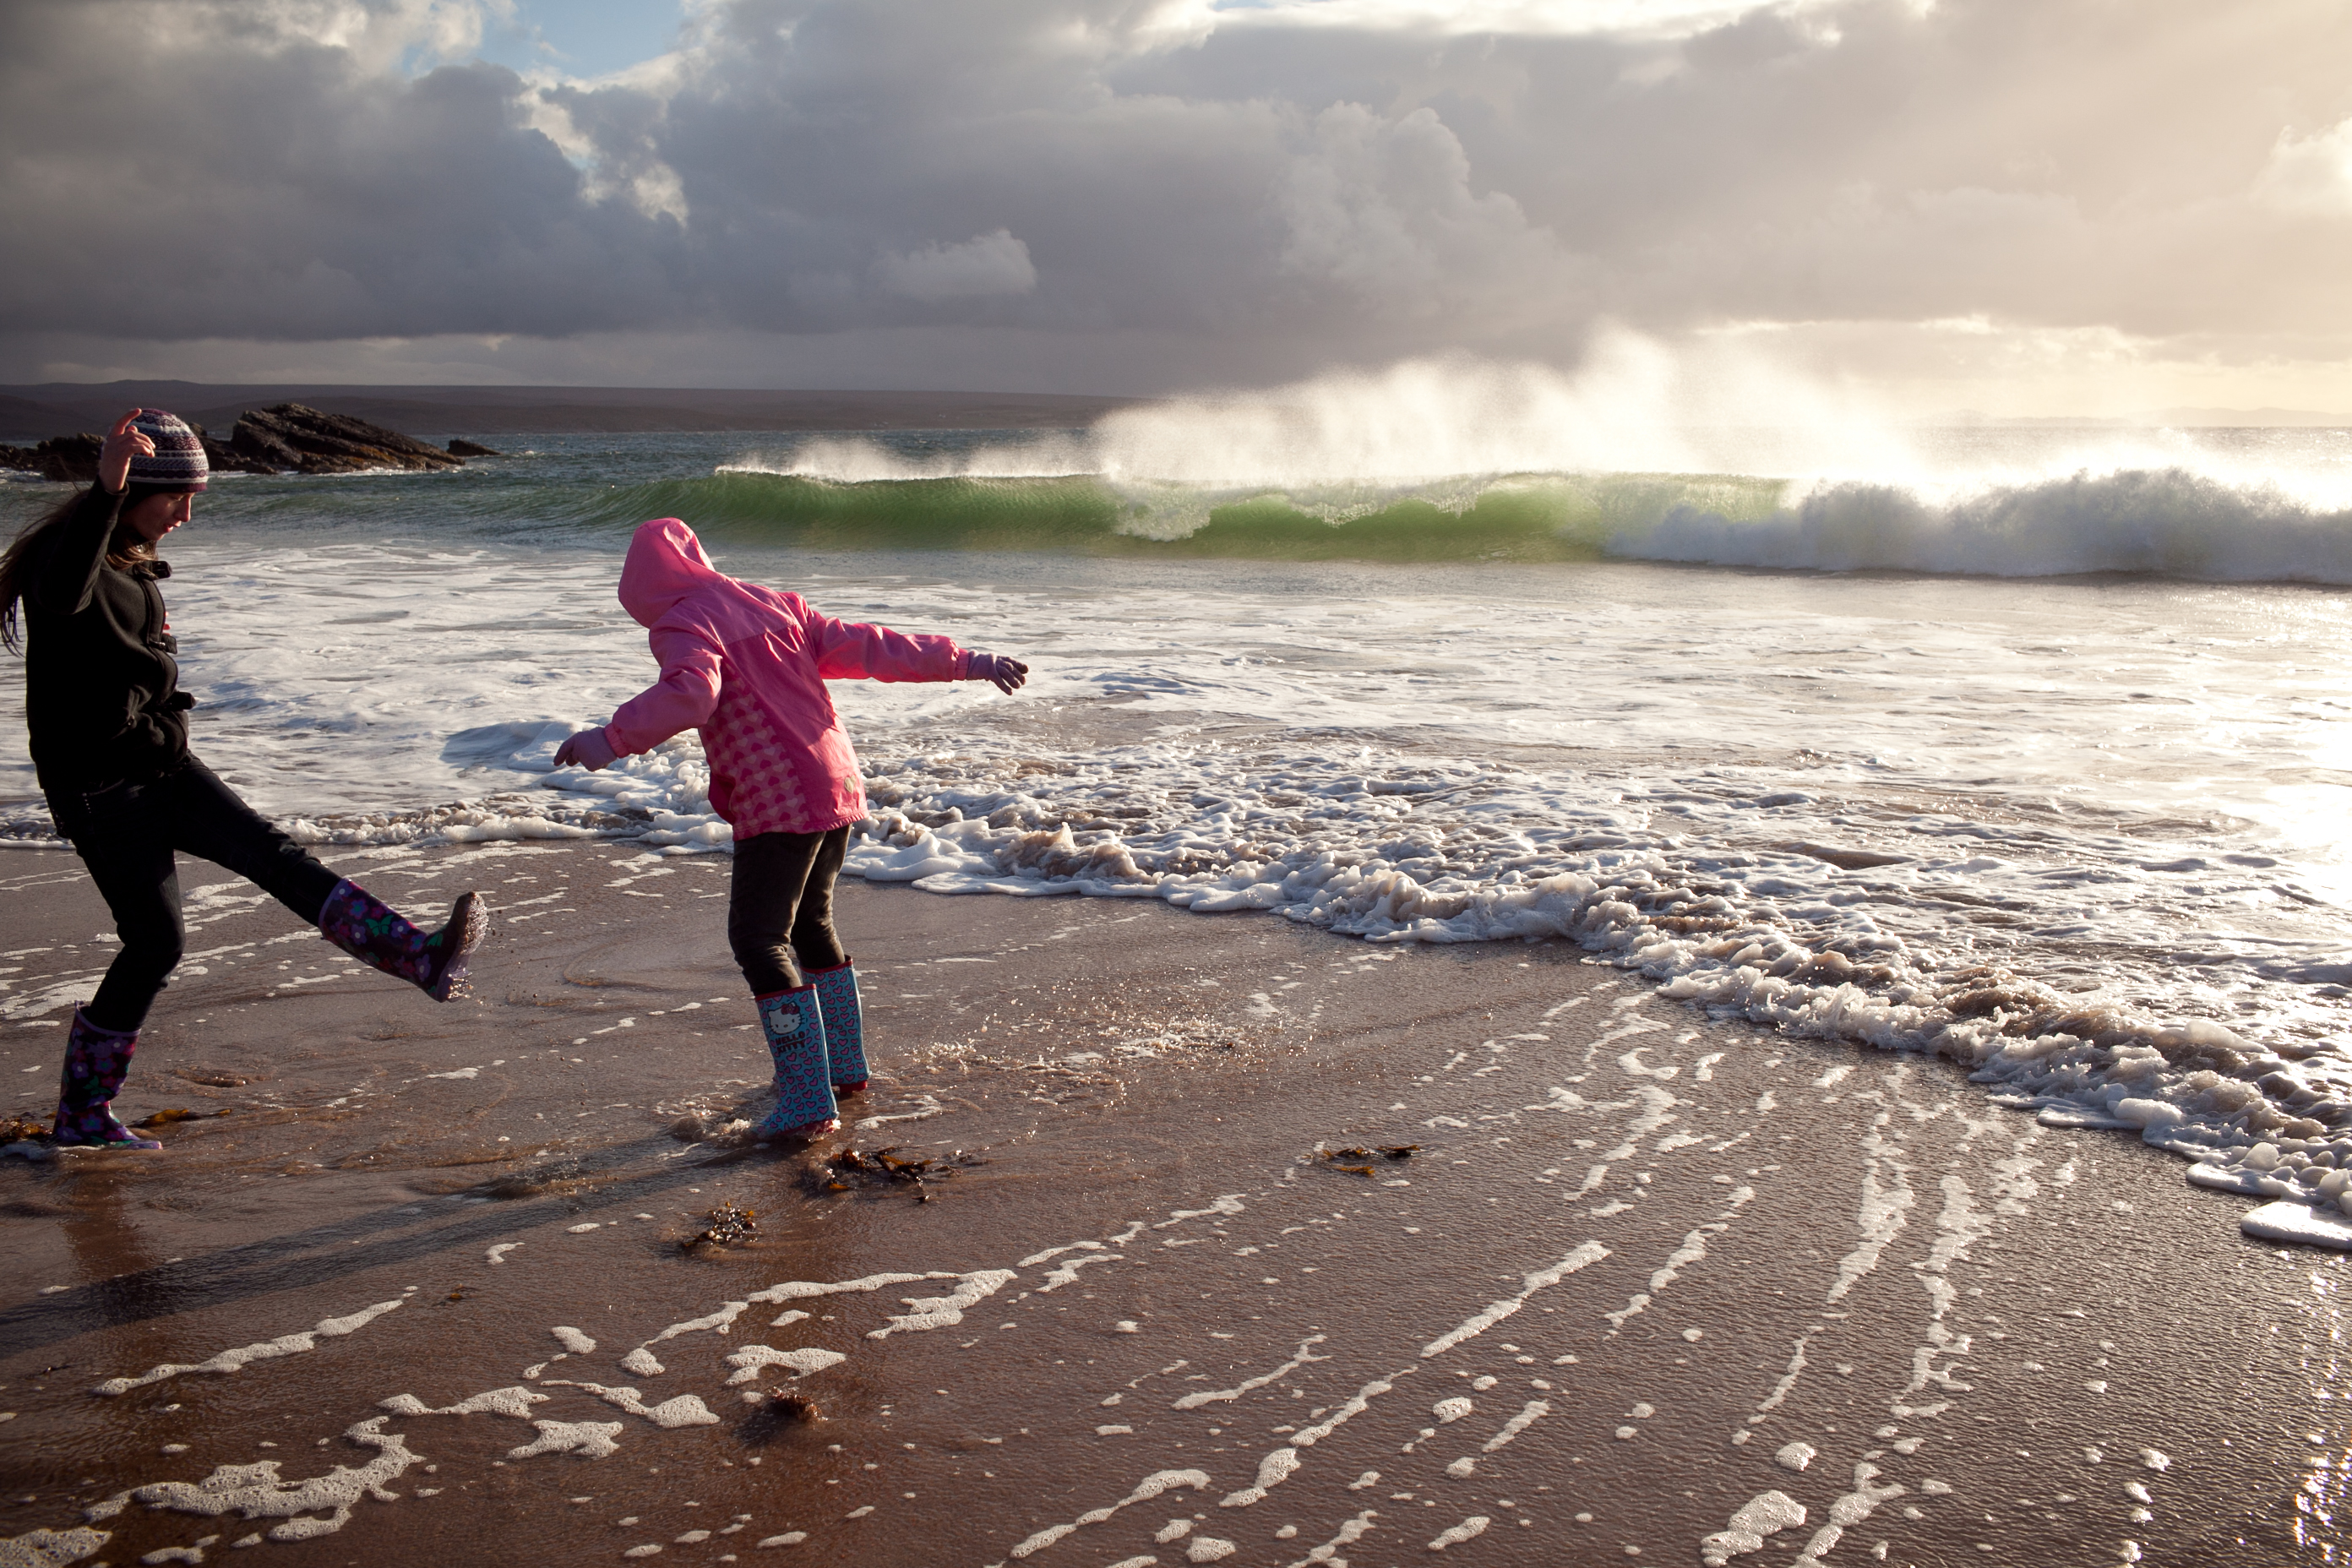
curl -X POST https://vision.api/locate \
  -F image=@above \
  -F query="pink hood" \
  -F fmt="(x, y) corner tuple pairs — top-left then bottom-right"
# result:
(618, 517), (724, 628)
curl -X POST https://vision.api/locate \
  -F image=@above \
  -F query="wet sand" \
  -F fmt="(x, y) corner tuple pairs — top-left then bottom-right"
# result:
(0, 839), (2343, 1566)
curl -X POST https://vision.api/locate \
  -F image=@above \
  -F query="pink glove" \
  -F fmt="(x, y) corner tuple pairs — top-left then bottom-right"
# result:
(553, 727), (619, 771)
(965, 653), (1028, 694)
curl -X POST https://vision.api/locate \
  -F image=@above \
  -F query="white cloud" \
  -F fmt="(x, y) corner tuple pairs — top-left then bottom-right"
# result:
(2257, 117), (2352, 215)
(1208, 0), (1843, 41)
(520, 86), (690, 220)
(874, 230), (1040, 302)
(1276, 104), (1566, 316)
(240, 0), (489, 72)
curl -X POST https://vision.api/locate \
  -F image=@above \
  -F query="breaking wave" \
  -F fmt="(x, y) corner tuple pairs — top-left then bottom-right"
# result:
(670, 346), (2352, 580)
(1621, 467), (2352, 581)
(594, 461), (2352, 582)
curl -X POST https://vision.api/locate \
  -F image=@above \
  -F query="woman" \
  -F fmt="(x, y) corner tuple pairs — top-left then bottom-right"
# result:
(554, 515), (1027, 1142)
(0, 410), (488, 1150)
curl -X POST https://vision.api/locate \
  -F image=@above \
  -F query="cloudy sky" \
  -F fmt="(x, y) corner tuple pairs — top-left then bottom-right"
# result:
(4, 0), (2349, 415)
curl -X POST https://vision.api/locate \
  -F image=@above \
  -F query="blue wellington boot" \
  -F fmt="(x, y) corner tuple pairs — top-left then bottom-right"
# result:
(807, 960), (868, 1093)
(754, 985), (839, 1141)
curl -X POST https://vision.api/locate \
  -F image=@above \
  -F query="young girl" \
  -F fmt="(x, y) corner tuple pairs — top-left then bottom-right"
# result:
(0, 410), (490, 1150)
(553, 515), (1026, 1142)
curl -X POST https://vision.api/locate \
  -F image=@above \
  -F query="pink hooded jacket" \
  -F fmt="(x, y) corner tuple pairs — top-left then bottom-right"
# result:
(602, 518), (971, 838)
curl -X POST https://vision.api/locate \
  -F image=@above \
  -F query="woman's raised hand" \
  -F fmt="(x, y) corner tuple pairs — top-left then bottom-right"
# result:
(98, 409), (153, 495)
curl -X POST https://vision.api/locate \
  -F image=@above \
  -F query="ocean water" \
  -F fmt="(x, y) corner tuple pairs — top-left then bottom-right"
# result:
(7, 400), (2352, 1233)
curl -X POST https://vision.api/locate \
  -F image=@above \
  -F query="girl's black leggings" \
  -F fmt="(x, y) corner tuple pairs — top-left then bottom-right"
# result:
(727, 825), (851, 994)
(46, 755), (344, 1032)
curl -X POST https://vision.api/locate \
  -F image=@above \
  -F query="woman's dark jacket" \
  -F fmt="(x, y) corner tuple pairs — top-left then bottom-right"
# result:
(21, 484), (192, 794)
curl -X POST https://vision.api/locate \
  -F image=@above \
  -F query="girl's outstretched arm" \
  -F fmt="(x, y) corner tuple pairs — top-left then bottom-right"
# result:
(553, 624), (722, 771)
(808, 611), (964, 683)
(807, 610), (1026, 692)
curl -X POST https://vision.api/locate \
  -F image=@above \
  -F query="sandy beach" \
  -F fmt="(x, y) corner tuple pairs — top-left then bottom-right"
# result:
(0, 839), (2338, 1566)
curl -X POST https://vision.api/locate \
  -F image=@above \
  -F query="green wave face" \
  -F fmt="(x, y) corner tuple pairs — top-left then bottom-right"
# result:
(585, 471), (1793, 563)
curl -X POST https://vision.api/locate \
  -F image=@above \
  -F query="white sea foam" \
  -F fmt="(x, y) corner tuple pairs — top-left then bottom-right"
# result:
(2240, 1200), (2352, 1250)
(1172, 1336), (1326, 1410)
(868, 1271), (1016, 1337)
(130, 1418), (416, 1544)
(1283, 1511), (1376, 1568)
(749, 1272), (949, 1314)
(1788, 1462), (1906, 1563)
(1009, 1470), (1210, 1559)
(1035, 1252), (1122, 1292)
(1748, 1330), (1819, 1428)
(0, 1527), (112, 1568)
(1424, 1516), (1488, 1550)
(542, 1382), (719, 1429)
(1603, 1185), (1751, 1331)
(508, 1420), (624, 1460)
(377, 1386), (544, 1419)
(1016, 1241), (1108, 1267)
(1827, 1113), (1914, 1304)
(619, 1300), (750, 1375)
(94, 1301), (404, 1396)
(722, 1347), (847, 1385)
(1420, 1243), (1609, 1356)
(1154, 1196), (1247, 1228)
(1217, 1448), (1300, 1509)
(1700, 1491), (1807, 1565)
(1478, 1401), (1549, 1453)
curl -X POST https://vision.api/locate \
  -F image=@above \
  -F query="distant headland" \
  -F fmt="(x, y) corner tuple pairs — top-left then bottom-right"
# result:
(0, 383), (1152, 447)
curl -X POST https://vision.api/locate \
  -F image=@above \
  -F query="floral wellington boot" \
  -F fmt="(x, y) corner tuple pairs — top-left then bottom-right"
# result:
(52, 1008), (162, 1150)
(755, 985), (839, 1141)
(808, 960), (868, 1093)
(317, 881), (487, 1000)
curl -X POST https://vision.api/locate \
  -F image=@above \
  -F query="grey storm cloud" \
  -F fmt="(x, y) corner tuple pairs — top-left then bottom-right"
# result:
(3, 0), (2350, 387)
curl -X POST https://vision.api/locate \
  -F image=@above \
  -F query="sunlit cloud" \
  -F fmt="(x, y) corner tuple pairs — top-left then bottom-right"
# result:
(3, 0), (2349, 415)
(2257, 117), (2352, 215)
(1203, 0), (1844, 40)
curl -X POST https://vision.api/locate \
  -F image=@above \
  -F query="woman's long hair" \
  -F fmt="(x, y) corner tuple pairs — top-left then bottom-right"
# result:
(0, 487), (159, 653)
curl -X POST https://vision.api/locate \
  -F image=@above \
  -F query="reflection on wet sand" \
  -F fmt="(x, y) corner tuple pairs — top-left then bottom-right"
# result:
(0, 843), (2344, 1564)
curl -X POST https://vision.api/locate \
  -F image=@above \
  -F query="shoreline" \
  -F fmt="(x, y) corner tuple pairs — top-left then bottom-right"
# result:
(0, 838), (2343, 1564)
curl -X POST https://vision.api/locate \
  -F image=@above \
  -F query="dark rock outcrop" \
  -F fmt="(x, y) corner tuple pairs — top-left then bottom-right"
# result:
(0, 406), (462, 482)
(227, 404), (464, 476)
(446, 438), (502, 457)
(0, 434), (101, 483)
(196, 428), (279, 476)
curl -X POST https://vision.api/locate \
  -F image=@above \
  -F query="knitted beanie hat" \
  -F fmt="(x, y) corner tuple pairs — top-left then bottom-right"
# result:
(127, 410), (209, 492)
